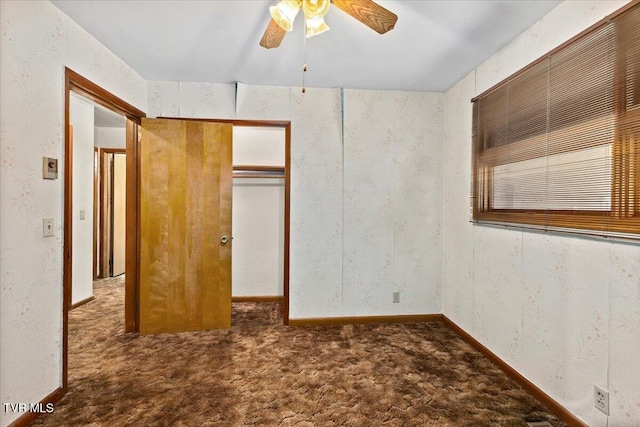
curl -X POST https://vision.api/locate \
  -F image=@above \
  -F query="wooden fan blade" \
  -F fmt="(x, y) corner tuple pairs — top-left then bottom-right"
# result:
(332, 0), (397, 34)
(260, 18), (287, 49)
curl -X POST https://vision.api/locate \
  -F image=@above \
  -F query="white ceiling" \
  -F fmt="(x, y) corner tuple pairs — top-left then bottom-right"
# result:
(51, 0), (562, 92)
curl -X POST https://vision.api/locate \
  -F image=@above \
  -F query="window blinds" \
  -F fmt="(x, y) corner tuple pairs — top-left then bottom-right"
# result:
(471, 2), (640, 239)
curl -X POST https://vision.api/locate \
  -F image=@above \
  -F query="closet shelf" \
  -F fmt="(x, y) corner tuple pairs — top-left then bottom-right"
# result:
(233, 165), (285, 179)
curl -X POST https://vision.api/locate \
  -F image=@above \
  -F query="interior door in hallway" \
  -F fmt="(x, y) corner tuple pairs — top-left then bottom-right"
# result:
(111, 152), (126, 276)
(139, 118), (233, 334)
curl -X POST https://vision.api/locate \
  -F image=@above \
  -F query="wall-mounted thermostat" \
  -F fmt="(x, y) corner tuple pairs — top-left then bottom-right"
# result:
(43, 157), (58, 179)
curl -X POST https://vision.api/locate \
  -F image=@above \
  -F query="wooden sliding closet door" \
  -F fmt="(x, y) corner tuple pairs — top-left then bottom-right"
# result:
(140, 118), (233, 334)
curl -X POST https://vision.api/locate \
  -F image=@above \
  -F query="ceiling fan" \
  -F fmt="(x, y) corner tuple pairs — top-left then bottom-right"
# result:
(260, 0), (398, 49)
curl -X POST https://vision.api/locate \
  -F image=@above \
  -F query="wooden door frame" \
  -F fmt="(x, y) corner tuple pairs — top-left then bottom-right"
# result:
(93, 147), (99, 280)
(232, 121), (291, 325)
(64, 68), (145, 391)
(109, 149), (127, 278)
(161, 117), (292, 325)
(98, 148), (126, 278)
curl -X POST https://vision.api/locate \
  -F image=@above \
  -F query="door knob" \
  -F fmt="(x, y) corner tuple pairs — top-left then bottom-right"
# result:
(220, 235), (229, 245)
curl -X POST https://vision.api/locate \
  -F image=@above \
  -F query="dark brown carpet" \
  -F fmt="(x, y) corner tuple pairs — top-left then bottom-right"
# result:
(33, 277), (567, 426)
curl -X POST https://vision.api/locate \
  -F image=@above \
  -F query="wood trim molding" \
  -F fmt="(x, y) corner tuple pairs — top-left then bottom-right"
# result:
(69, 296), (95, 310)
(159, 117), (291, 128)
(232, 296), (284, 303)
(67, 68), (144, 123)
(124, 120), (140, 333)
(62, 116), (72, 393)
(289, 314), (443, 326)
(98, 148), (108, 278)
(283, 123), (291, 325)
(101, 148), (126, 154)
(93, 147), (99, 279)
(441, 316), (588, 427)
(7, 387), (64, 427)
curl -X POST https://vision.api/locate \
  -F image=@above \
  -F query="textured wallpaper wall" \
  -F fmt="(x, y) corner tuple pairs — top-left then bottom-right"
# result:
(443, 1), (640, 426)
(147, 80), (236, 119)
(342, 89), (444, 316)
(149, 82), (445, 318)
(0, 1), (146, 426)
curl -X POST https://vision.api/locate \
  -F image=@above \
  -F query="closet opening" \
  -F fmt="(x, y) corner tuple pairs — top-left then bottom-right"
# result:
(231, 125), (288, 324)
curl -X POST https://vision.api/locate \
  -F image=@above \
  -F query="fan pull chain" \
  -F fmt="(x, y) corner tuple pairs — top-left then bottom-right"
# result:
(302, 64), (307, 93)
(302, 18), (307, 93)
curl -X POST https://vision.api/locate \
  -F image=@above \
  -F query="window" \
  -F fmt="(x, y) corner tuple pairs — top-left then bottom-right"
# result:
(471, 3), (640, 239)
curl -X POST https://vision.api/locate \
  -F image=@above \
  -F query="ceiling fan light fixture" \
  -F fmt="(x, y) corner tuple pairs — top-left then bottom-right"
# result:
(305, 16), (330, 38)
(260, 0), (398, 49)
(303, 0), (330, 37)
(269, 0), (301, 32)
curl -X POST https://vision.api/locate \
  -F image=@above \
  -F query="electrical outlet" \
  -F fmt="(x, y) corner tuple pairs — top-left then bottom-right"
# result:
(392, 291), (400, 303)
(594, 385), (609, 415)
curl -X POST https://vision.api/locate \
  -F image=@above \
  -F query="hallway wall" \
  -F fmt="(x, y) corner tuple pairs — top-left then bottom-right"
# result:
(0, 2), (146, 425)
(69, 94), (95, 305)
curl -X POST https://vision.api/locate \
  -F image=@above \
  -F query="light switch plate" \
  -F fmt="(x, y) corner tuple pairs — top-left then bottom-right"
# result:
(43, 218), (54, 237)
